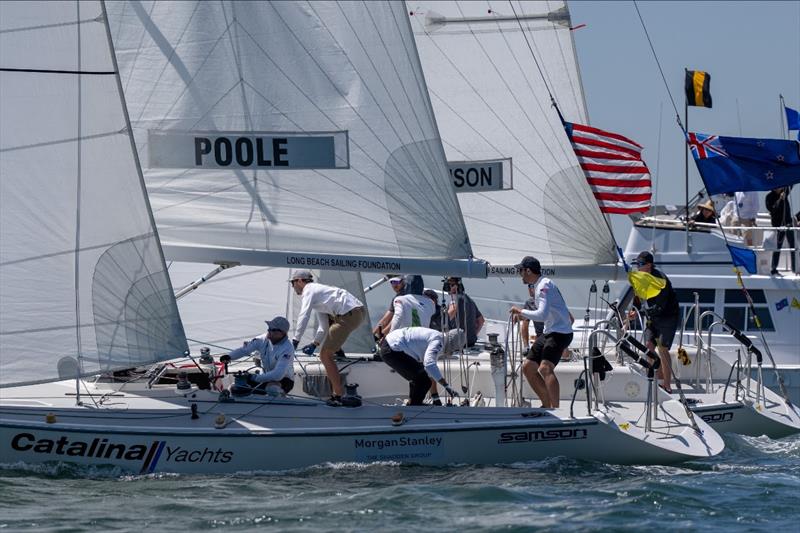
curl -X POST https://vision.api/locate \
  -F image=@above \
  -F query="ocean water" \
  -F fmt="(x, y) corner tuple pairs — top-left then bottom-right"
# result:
(1, 434), (798, 531)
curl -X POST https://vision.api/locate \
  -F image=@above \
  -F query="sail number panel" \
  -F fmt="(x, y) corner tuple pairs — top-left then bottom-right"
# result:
(448, 158), (512, 193)
(147, 130), (349, 170)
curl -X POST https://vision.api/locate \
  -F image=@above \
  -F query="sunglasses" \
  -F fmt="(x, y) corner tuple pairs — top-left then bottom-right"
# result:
(389, 280), (404, 285)
(268, 328), (284, 332)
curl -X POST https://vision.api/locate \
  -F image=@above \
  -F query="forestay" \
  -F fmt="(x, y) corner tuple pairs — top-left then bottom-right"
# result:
(0, 0), (187, 387)
(410, 1), (618, 276)
(108, 1), (485, 277)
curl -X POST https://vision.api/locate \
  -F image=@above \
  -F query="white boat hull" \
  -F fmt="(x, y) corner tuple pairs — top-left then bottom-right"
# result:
(0, 384), (723, 473)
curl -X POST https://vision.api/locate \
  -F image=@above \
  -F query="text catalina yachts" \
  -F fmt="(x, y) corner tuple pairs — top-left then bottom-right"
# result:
(10, 433), (233, 464)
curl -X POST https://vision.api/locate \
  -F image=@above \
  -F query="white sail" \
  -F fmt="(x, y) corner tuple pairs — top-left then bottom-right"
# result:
(0, 0), (187, 386)
(107, 1), (486, 277)
(409, 1), (618, 274)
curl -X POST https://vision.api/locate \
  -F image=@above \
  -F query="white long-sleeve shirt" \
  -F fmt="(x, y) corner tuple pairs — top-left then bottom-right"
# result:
(384, 327), (445, 382)
(389, 294), (435, 331)
(520, 277), (572, 335)
(293, 282), (363, 343)
(228, 334), (295, 383)
(735, 191), (759, 220)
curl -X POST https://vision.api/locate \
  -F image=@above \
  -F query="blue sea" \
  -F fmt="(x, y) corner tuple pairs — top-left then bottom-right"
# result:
(1, 434), (798, 531)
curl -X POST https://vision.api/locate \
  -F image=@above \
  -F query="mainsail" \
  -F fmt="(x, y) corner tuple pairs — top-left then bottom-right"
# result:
(0, 0), (187, 386)
(108, 1), (486, 277)
(409, 1), (618, 276)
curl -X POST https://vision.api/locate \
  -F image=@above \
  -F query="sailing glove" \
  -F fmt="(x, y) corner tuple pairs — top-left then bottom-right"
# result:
(219, 354), (231, 364)
(292, 339), (299, 349)
(301, 343), (317, 355)
(444, 385), (459, 398)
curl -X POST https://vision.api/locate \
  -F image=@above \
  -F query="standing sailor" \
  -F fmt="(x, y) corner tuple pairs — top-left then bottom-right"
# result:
(628, 251), (680, 393)
(224, 316), (296, 394)
(380, 327), (465, 405)
(290, 270), (366, 407)
(509, 256), (573, 408)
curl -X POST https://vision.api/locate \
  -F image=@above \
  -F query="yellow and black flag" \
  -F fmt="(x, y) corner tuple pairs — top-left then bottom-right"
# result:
(685, 70), (712, 108)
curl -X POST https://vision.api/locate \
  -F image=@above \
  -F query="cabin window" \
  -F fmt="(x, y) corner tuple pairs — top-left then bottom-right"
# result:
(723, 289), (774, 332)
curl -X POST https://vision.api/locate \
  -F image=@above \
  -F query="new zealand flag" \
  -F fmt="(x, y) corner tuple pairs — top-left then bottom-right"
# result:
(687, 132), (800, 195)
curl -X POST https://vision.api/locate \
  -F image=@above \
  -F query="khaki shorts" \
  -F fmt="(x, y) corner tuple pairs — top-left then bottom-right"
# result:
(320, 307), (366, 352)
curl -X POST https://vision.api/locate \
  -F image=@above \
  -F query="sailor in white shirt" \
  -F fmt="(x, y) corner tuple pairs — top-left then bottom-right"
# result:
(225, 316), (296, 394)
(389, 279), (435, 332)
(509, 256), (574, 408)
(380, 327), (464, 405)
(289, 270), (366, 406)
(735, 191), (759, 245)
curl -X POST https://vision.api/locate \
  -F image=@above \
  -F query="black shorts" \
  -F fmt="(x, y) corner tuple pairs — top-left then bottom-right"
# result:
(527, 332), (573, 365)
(645, 317), (678, 350)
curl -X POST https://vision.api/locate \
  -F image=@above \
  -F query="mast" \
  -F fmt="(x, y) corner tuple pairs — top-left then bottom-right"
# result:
(684, 68), (690, 254)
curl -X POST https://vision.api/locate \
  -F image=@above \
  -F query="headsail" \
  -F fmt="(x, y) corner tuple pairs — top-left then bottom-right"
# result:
(409, 1), (618, 277)
(0, 0), (187, 386)
(108, 1), (486, 277)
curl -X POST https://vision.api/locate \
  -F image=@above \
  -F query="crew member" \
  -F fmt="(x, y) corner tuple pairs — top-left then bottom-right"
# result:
(387, 275), (435, 333)
(766, 187), (797, 275)
(290, 270), (366, 407)
(509, 256), (573, 408)
(444, 277), (484, 347)
(629, 251), (680, 393)
(372, 275), (406, 339)
(735, 191), (759, 246)
(225, 316), (295, 394)
(692, 199), (717, 224)
(380, 327), (464, 405)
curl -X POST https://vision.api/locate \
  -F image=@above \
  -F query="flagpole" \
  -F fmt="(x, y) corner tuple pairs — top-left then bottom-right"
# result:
(684, 69), (690, 253)
(779, 94), (787, 139)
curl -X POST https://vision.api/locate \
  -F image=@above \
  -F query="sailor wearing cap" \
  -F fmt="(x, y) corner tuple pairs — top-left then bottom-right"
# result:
(380, 327), (465, 405)
(372, 275), (406, 339)
(225, 316), (296, 394)
(629, 251), (680, 393)
(289, 270), (366, 407)
(509, 256), (573, 409)
(388, 275), (435, 332)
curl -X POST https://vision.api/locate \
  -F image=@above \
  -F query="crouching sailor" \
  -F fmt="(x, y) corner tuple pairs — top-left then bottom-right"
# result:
(223, 316), (295, 395)
(379, 327), (464, 405)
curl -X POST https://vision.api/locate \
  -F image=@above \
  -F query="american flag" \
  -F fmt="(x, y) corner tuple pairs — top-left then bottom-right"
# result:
(565, 122), (652, 214)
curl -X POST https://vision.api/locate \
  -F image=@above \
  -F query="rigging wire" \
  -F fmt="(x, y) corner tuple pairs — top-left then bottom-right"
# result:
(508, 0), (556, 105)
(632, 0), (683, 131)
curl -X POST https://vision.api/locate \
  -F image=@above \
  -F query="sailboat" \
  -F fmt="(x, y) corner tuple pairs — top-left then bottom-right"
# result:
(0, 0), (725, 473)
(104, 0), (793, 441)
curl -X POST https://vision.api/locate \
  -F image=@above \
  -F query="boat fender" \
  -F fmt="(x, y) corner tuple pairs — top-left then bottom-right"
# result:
(45, 412), (56, 424)
(214, 413), (227, 429)
(391, 412), (405, 426)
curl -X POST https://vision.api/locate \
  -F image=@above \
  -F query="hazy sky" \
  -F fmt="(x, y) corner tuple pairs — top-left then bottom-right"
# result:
(569, 0), (800, 235)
